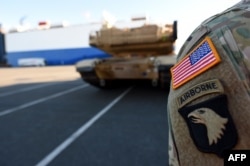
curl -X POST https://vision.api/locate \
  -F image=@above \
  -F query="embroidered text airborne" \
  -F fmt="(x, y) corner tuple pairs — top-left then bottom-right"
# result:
(180, 82), (218, 104)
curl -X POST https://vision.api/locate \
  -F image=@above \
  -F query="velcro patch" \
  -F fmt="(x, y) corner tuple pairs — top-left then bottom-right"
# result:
(178, 95), (238, 157)
(176, 79), (224, 108)
(171, 37), (221, 89)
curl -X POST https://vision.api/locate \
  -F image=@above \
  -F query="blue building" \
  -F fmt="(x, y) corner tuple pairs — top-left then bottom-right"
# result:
(4, 24), (110, 67)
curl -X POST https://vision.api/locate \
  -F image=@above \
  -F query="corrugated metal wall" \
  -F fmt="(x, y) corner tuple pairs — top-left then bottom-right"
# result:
(5, 24), (100, 52)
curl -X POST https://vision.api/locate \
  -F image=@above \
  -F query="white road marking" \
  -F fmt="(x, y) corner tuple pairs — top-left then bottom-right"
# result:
(35, 87), (133, 166)
(0, 84), (89, 117)
(0, 83), (58, 97)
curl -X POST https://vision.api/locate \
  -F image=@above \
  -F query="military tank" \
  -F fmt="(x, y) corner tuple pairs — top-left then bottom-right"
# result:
(76, 19), (177, 89)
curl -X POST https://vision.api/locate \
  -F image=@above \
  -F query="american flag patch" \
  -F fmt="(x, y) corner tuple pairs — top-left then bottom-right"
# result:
(171, 37), (221, 89)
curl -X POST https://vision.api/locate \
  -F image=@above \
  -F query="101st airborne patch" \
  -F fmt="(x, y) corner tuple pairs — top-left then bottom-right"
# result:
(178, 95), (238, 157)
(171, 37), (221, 89)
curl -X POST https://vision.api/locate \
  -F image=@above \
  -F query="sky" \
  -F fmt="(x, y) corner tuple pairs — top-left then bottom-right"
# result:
(0, 0), (240, 52)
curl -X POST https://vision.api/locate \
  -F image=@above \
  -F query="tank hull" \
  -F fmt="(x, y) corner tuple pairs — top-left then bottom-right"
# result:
(76, 55), (176, 89)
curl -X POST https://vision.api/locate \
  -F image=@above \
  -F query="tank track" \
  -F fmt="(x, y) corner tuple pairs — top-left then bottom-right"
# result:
(80, 70), (112, 89)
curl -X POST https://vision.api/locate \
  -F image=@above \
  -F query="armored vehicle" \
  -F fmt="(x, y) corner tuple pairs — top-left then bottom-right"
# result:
(76, 19), (177, 89)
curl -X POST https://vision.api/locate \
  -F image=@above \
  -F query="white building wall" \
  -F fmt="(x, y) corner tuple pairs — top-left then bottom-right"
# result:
(5, 24), (101, 52)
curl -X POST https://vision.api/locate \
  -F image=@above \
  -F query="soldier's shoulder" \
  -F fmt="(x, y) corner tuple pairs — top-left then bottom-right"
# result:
(178, 0), (250, 60)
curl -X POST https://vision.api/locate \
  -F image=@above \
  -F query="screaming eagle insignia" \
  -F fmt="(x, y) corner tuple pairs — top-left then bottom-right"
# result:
(178, 95), (238, 157)
(188, 107), (228, 145)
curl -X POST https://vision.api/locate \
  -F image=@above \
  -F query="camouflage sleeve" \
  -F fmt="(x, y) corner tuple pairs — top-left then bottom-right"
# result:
(168, 130), (180, 166)
(168, 107), (180, 166)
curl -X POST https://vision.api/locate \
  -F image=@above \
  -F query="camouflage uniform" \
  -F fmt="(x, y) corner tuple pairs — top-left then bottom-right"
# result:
(168, 0), (250, 165)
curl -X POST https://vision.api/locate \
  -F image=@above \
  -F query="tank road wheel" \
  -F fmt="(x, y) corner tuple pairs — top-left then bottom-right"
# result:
(98, 79), (115, 89)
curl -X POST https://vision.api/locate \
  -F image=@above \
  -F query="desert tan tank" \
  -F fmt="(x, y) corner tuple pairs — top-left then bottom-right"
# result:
(76, 20), (177, 89)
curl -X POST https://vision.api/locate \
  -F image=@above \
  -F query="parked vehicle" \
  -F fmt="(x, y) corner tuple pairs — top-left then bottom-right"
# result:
(76, 19), (177, 89)
(18, 58), (46, 67)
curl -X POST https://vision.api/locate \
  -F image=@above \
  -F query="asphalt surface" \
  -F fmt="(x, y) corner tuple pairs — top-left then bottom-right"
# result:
(0, 66), (170, 166)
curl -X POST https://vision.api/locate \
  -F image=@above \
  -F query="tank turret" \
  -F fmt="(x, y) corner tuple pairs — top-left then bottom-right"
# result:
(76, 20), (177, 89)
